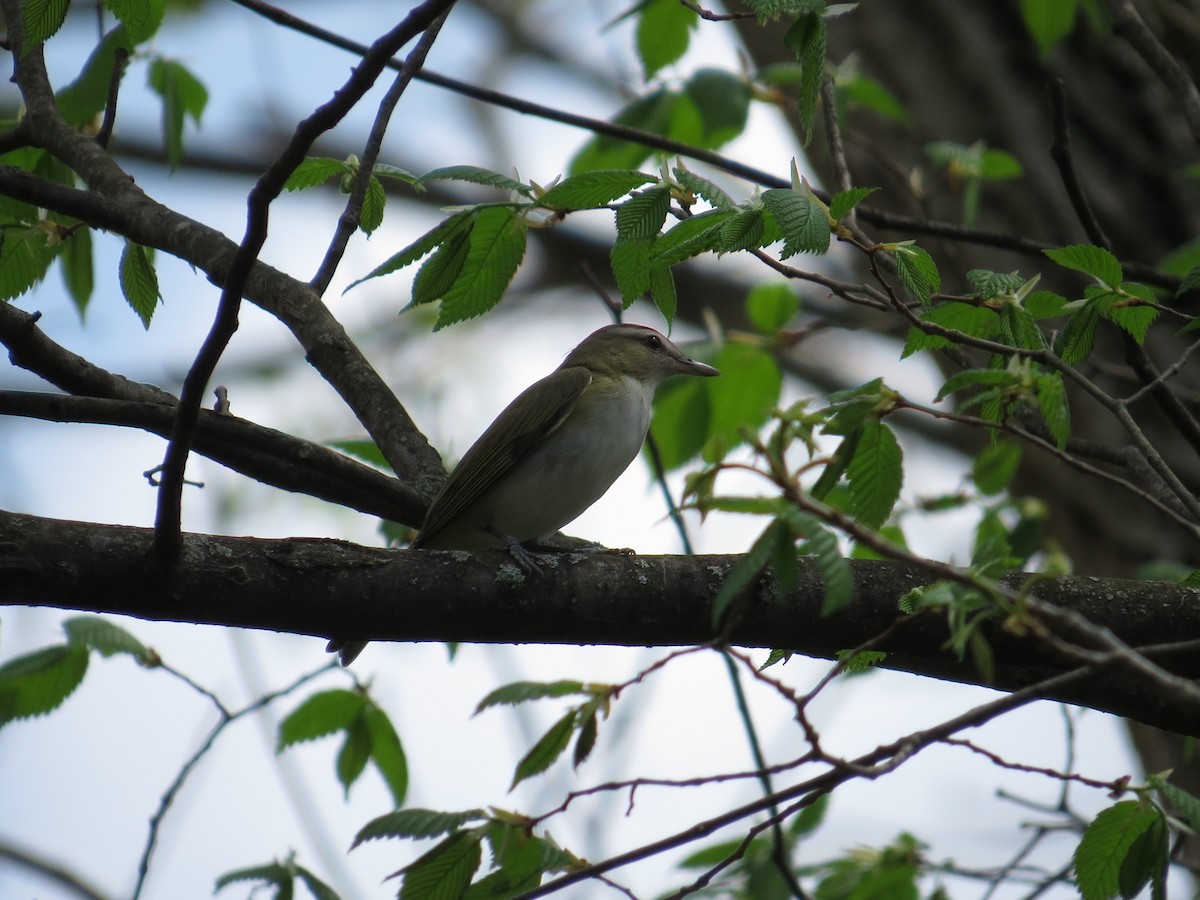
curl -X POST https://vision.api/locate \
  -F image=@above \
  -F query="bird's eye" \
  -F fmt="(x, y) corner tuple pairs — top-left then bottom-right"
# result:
(646, 335), (662, 351)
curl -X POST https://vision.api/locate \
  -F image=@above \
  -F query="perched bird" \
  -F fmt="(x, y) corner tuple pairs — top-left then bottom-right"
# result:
(329, 323), (719, 665)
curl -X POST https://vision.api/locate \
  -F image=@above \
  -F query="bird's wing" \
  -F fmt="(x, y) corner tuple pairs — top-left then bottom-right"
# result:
(414, 366), (592, 546)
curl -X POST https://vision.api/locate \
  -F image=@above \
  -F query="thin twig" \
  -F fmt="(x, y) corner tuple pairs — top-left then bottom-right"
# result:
(95, 47), (129, 150)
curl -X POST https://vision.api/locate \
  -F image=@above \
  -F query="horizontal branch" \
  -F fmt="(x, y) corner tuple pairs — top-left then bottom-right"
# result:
(3, 510), (1199, 735)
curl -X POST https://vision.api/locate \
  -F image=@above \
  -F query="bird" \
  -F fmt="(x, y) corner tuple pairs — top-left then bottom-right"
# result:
(328, 322), (719, 665)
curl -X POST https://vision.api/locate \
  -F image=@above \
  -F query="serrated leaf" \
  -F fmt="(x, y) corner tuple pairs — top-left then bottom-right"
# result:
(346, 210), (476, 292)
(475, 681), (589, 714)
(972, 441), (1021, 495)
(759, 649), (793, 670)
(436, 207), (527, 329)
(1054, 299), (1100, 363)
(147, 58), (208, 171)
(650, 208), (737, 268)
(746, 282), (799, 334)
(535, 170), (655, 210)
(60, 226), (94, 317)
(783, 11), (826, 141)
(1045, 244), (1123, 289)
(715, 208), (766, 254)
(511, 710), (578, 789)
(1150, 776), (1200, 832)
(22, 0), (71, 46)
(649, 263), (676, 326)
(935, 368), (1016, 403)
(846, 419), (903, 529)
(284, 157), (351, 192)
(365, 702), (408, 808)
(420, 166), (531, 197)
(1106, 293), (1158, 344)
(336, 717), (372, 797)
(616, 186), (672, 241)
(893, 244), (940, 308)
(294, 866), (341, 900)
(400, 831), (483, 900)
(637, 0), (697, 79)
(901, 301), (998, 357)
(828, 186), (879, 222)
(55, 25), (134, 125)
(1178, 260), (1200, 298)
(761, 187), (829, 257)
(0, 644), (89, 728)
(610, 237), (652, 303)
(573, 712), (598, 769)
(1035, 372), (1071, 448)
(1074, 800), (1160, 900)
(103, 0), (164, 44)
(411, 226), (472, 307)
(967, 269), (1025, 298)
(998, 304), (1047, 350)
(1025, 289), (1069, 319)
(277, 689), (366, 751)
(352, 809), (487, 849)
(215, 862), (291, 893)
(1118, 810), (1167, 900)
(119, 241), (161, 328)
(372, 163), (421, 188)
(793, 515), (852, 615)
(673, 167), (734, 209)
(837, 649), (887, 674)
(359, 175), (386, 234)
(63, 616), (149, 660)
(713, 519), (789, 626)
(0, 225), (59, 301)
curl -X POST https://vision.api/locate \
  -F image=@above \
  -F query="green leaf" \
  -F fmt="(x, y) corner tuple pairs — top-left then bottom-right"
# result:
(792, 513), (852, 614)
(420, 165), (531, 197)
(0, 644), (89, 728)
(1178, 260), (1200, 298)
(705, 343), (783, 450)
(411, 226), (472, 307)
(1021, 0), (1078, 55)
(935, 367), (1017, 403)
(1034, 372), (1071, 449)
(573, 711), (598, 769)
(972, 441), (1021, 495)
(846, 419), (903, 529)
(715, 208), (767, 254)
(1117, 810), (1167, 900)
(650, 208), (737, 268)
(63, 616), (149, 661)
(119, 241), (161, 328)
(352, 809), (487, 849)
(1045, 244), (1123, 289)
(570, 90), (676, 175)
(284, 157), (351, 192)
(649, 263), (677, 326)
(978, 149), (1023, 180)
(610, 238), (652, 304)
(673, 166), (735, 209)
(684, 69), (751, 149)
(1149, 775), (1200, 832)
(998, 303), (1047, 350)
(1054, 299), (1100, 363)
(893, 244), (941, 308)
(102, 0), (165, 44)
(400, 831), (484, 900)
(535, 170), (655, 210)
(967, 269), (1025, 298)
(372, 162), (422, 189)
(365, 702), (408, 808)
(60, 227), (94, 317)
(1025, 289), (1069, 319)
(0, 225), (58, 301)
(1074, 800), (1161, 900)
(55, 26), (135, 126)
(355, 175), (386, 234)
(637, 0), (697, 79)
(1106, 290), (1158, 343)
(277, 689), (366, 751)
(616, 186), (672, 241)
(215, 862), (291, 894)
(761, 187), (829, 257)
(835, 70), (907, 122)
(649, 376), (712, 470)
(836, 649), (887, 674)
(475, 680), (589, 714)
(790, 793), (830, 836)
(436, 207), (527, 329)
(783, 11), (827, 141)
(713, 520), (790, 626)
(336, 717), (372, 797)
(746, 282), (799, 334)
(294, 866), (341, 900)
(345, 211), (475, 292)
(22, 0), (71, 47)
(147, 58), (208, 171)
(901, 301), (998, 358)
(828, 186), (879, 222)
(511, 710), (578, 789)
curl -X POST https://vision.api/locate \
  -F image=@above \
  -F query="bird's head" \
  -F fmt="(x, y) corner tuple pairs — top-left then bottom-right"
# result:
(562, 323), (719, 386)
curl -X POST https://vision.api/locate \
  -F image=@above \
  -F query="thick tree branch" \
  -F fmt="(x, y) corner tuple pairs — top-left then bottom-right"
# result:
(3, 510), (1200, 734)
